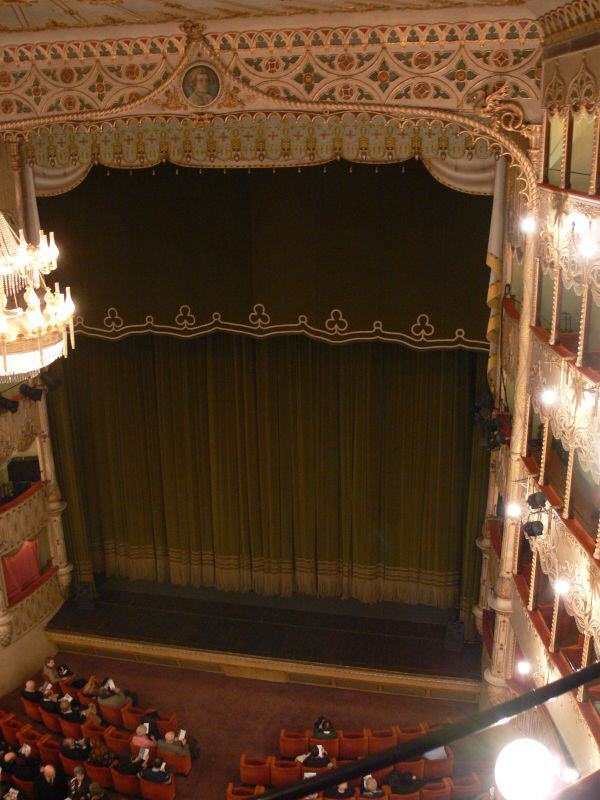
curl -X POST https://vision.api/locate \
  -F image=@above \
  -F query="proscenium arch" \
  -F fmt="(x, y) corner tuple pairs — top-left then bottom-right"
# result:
(0, 24), (539, 211)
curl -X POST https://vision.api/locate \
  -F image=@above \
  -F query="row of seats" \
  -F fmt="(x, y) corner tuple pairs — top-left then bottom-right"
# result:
(226, 776), (481, 800)
(239, 752), (455, 787)
(279, 725), (433, 760)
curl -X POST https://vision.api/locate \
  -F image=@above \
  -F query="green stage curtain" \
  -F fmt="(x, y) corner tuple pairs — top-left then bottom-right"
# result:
(48, 334), (488, 608)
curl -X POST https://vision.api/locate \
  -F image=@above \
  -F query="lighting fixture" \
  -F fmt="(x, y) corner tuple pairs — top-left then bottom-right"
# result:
(0, 213), (75, 382)
(520, 216), (537, 234)
(506, 501), (522, 518)
(523, 520), (544, 537)
(554, 578), (570, 595)
(578, 237), (597, 260)
(540, 387), (557, 405)
(527, 491), (547, 511)
(19, 383), (43, 401)
(494, 738), (557, 800)
(0, 395), (19, 413)
(517, 660), (531, 675)
(562, 767), (579, 785)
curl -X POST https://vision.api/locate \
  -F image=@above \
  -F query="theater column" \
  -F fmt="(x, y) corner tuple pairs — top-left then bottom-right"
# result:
(37, 393), (73, 598)
(484, 225), (537, 704)
(473, 452), (499, 635)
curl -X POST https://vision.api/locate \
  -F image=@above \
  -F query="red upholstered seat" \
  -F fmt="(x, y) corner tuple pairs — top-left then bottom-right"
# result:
(85, 761), (115, 788)
(388, 792), (420, 800)
(156, 714), (178, 737)
(157, 746), (191, 776)
(226, 784), (265, 800)
(59, 677), (76, 695)
(340, 731), (369, 759)
(450, 773), (482, 800)
(394, 722), (430, 743)
(81, 721), (106, 742)
(104, 726), (132, 756)
(309, 736), (340, 759)
(16, 725), (43, 757)
(335, 761), (361, 786)
(240, 755), (272, 786)
(110, 767), (141, 796)
(372, 766), (393, 784)
(423, 748), (454, 780)
(139, 775), (176, 800)
(368, 729), (397, 754)
(40, 709), (63, 734)
(279, 730), (309, 758)
(421, 778), (453, 800)
(99, 699), (130, 728)
(38, 734), (61, 766)
(123, 705), (152, 732)
(77, 691), (95, 706)
(271, 759), (303, 788)
(392, 759), (425, 779)
(11, 776), (35, 799)
(20, 697), (42, 723)
(0, 714), (24, 745)
(59, 751), (85, 776)
(59, 717), (83, 739)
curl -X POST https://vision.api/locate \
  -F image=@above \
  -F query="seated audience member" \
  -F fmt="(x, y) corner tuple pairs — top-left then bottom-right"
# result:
(324, 782), (355, 798)
(13, 745), (41, 781)
(69, 766), (89, 800)
(21, 680), (42, 704)
(43, 658), (60, 684)
(88, 783), (106, 800)
(81, 676), (99, 699)
(57, 664), (74, 680)
(96, 683), (128, 710)
(387, 771), (422, 796)
(80, 704), (101, 727)
(2, 752), (17, 777)
(131, 726), (155, 750)
(114, 755), (143, 776)
(359, 776), (384, 798)
(40, 688), (59, 714)
(423, 746), (447, 761)
(86, 742), (112, 769)
(139, 759), (171, 784)
(0, 773), (11, 798)
(61, 738), (90, 762)
(157, 731), (190, 757)
(296, 745), (332, 768)
(33, 764), (68, 800)
(313, 716), (337, 739)
(140, 712), (160, 740)
(59, 699), (84, 724)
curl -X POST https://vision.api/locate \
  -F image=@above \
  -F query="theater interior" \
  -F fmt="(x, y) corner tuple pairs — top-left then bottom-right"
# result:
(0, 0), (599, 798)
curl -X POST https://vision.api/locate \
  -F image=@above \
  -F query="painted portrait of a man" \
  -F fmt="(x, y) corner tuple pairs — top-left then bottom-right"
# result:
(182, 65), (220, 107)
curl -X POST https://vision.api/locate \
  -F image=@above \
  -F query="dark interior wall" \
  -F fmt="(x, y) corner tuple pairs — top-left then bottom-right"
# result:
(38, 159), (492, 343)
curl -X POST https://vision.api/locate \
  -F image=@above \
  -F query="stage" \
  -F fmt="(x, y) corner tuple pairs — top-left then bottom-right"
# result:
(46, 580), (482, 703)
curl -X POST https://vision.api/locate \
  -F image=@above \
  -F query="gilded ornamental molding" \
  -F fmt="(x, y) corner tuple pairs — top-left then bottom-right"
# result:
(9, 568), (62, 645)
(0, 398), (41, 469)
(0, 483), (48, 558)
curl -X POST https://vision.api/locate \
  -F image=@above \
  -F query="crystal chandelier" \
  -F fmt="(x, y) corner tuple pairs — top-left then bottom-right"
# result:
(0, 212), (74, 382)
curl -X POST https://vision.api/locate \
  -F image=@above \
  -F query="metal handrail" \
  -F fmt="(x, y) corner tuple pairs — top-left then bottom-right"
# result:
(261, 660), (600, 800)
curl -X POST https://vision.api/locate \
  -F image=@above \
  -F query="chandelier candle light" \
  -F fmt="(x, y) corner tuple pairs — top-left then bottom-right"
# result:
(0, 213), (74, 381)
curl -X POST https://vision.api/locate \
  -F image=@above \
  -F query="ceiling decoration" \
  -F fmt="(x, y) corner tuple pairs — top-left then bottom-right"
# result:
(0, 0), (537, 33)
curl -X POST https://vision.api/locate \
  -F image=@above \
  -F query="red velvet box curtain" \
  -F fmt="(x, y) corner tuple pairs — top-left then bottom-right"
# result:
(2, 538), (41, 604)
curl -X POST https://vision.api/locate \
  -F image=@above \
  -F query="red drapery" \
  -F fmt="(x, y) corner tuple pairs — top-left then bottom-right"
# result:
(2, 539), (41, 604)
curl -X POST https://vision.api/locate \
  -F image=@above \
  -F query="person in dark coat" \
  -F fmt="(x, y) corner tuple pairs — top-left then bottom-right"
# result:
(13, 746), (41, 781)
(387, 771), (423, 795)
(69, 766), (89, 800)
(21, 681), (42, 704)
(40, 689), (59, 715)
(312, 717), (338, 740)
(114, 755), (142, 776)
(358, 776), (384, 798)
(324, 782), (355, 798)
(296, 745), (332, 769)
(88, 783), (106, 800)
(33, 764), (68, 800)
(60, 739), (90, 762)
(139, 759), (171, 784)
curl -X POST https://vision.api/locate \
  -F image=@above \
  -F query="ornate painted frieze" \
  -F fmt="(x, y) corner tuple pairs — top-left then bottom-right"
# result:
(502, 309), (519, 381)
(0, 398), (40, 468)
(539, 0), (600, 43)
(0, 19), (542, 131)
(0, 484), (48, 558)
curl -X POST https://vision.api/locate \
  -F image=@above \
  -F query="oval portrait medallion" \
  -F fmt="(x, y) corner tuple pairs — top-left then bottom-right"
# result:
(182, 64), (221, 108)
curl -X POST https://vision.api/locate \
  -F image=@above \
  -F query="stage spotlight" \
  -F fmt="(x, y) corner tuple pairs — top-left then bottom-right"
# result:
(520, 215), (537, 234)
(495, 738), (556, 800)
(540, 387), (557, 405)
(19, 384), (43, 401)
(0, 396), (18, 413)
(517, 660), (531, 675)
(523, 520), (544, 537)
(527, 491), (547, 510)
(554, 578), (570, 595)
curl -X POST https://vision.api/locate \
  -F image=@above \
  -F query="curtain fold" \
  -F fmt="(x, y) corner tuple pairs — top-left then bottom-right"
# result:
(2, 539), (40, 603)
(48, 334), (488, 609)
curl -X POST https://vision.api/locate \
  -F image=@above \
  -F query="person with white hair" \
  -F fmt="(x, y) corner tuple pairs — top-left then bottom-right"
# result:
(33, 764), (68, 800)
(21, 680), (42, 704)
(69, 766), (89, 800)
(157, 731), (190, 757)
